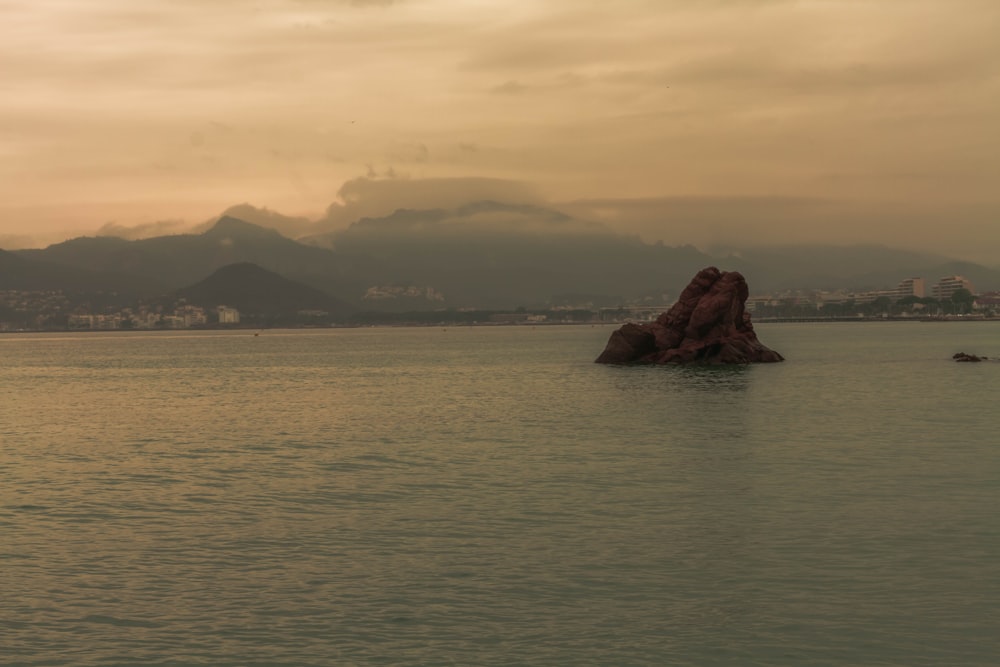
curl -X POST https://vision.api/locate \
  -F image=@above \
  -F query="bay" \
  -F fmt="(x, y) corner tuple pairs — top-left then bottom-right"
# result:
(1, 323), (998, 666)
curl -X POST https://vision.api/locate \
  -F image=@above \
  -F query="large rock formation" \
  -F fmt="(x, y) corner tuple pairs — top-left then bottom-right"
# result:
(596, 267), (784, 364)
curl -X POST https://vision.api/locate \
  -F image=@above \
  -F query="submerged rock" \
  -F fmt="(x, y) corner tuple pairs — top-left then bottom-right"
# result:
(596, 267), (784, 365)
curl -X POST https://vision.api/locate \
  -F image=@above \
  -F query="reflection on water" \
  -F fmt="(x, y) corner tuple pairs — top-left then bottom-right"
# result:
(604, 363), (755, 446)
(607, 361), (753, 395)
(672, 362), (753, 385)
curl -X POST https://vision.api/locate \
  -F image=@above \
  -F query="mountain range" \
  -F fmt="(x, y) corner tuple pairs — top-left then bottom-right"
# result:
(4, 201), (999, 315)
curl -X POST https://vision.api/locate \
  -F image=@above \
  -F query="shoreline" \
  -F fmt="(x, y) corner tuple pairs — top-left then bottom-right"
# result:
(754, 315), (998, 323)
(2, 315), (998, 335)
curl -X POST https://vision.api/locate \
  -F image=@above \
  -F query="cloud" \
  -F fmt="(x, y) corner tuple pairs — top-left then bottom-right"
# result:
(339, 199), (605, 241)
(607, 52), (999, 95)
(492, 80), (528, 95)
(386, 142), (430, 164)
(319, 176), (544, 229)
(0, 234), (37, 250)
(96, 220), (188, 240)
(295, 0), (403, 6)
(560, 196), (1000, 265)
(2, 0), (999, 265)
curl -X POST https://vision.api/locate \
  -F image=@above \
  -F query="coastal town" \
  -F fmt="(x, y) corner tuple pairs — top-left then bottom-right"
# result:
(746, 275), (998, 318)
(1, 273), (998, 332)
(0, 295), (242, 332)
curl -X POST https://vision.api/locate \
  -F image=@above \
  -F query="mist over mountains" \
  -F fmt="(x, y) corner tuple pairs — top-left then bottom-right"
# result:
(4, 198), (999, 316)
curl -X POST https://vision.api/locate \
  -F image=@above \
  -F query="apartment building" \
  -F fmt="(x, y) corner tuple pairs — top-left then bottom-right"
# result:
(932, 275), (975, 300)
(893, 277), (926, 299)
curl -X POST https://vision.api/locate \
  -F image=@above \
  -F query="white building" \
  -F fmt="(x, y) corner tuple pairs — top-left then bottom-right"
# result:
(217, 306), (240, 324)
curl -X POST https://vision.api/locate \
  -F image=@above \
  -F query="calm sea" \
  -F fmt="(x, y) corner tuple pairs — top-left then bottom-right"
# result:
(2, 323), (998, 666)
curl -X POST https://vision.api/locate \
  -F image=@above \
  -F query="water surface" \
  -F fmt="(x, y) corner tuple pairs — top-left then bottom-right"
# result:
(2, 323), (998, 665)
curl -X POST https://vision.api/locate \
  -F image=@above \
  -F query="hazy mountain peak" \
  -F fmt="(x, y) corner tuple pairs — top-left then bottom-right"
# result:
(342, 199), (607, 238)
(352, 207), (448, 229)
(453, 200), (572, 222)
(203, 216), (284, 239)
(177, 262), (352, 317)
(215, 204), (316, 238)
(194, 261), (284, 283)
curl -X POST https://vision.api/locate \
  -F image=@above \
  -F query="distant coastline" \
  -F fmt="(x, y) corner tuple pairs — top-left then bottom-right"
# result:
(754, 315), (999, 323)
(3, 315), (998, 335)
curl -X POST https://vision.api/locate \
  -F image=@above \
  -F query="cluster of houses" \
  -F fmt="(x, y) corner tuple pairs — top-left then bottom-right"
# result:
(1, 289), (68, 316)
(747, 275), (998, 314)
(67, 305), (241, 330)
(363, 285), (446, 302)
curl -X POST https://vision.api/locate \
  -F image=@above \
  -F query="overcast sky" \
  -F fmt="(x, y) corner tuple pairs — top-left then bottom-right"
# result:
(2, 0), (999, 261)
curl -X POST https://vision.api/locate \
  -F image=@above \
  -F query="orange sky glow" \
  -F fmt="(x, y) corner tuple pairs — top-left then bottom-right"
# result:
(2, 0), (998, 262)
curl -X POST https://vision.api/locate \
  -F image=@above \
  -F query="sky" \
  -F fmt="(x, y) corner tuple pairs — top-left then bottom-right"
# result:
(2, 0), (999, 262)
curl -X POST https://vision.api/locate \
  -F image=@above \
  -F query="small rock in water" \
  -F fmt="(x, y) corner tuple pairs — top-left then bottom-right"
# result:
(953, 352), (987, 362)
(596, 266), (784, 365)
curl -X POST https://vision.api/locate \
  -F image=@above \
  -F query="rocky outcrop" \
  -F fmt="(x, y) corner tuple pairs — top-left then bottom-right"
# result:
(596, 267), (784, 364)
